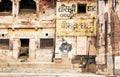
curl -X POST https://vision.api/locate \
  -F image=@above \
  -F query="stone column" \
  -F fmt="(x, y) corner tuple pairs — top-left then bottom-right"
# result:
(13, 38), (19, 59)
(11, 0), (20, 23)
(34, 0), (40, 17)
(29, 38), (36, 59)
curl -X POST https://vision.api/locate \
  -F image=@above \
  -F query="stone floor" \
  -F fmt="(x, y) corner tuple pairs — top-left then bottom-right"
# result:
(0, 66), (106, 77)
(0, 66), (120, 77)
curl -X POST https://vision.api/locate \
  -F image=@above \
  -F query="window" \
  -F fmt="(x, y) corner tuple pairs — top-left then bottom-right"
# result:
(20, 0), (36, 14)
(77, 4), (86, 13)
(0, 0), (12, 16)
(40, 39), (54, 48)
(0, 39), (9, 49)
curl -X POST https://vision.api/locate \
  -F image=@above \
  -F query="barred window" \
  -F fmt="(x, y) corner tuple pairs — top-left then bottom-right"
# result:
(40, 39), (54, 48)
(0, 39), (9, 49)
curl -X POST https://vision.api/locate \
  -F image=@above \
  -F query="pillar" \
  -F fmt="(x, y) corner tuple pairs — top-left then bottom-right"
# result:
(29, 38), (36, 59)
(13, 38), (19, 59)
(11, 0), (20, 23)
(34, 0), (40, 17)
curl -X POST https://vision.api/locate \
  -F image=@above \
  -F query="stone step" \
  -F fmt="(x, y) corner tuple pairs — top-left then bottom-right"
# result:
(61, 58), (71, 64)
(5, 62), (73, 69)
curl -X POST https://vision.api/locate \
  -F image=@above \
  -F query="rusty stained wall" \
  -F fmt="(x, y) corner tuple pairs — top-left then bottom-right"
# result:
(97, 0), (120, 57)
(111, 0), (120, 55)
(110, 1), (120, 75)
(17, 0), (56, 26)
(96, 0), (118, 75)
(39, 0), (55, 21)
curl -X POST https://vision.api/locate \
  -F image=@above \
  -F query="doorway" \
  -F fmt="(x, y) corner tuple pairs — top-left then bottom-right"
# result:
(18, 39), (29, 59)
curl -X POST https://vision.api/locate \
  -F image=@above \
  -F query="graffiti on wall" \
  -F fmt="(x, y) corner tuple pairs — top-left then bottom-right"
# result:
(59, 38), (72, 52)
(87, 6), (96, 11)
(56, 2), (97, 18)
(56, 2), (77, 18)
(56, 19), (96, 36)
(87, 2), (97, 18)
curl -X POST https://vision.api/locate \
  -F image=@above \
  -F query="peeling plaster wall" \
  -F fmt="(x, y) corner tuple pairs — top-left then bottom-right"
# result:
(39, 0), (55, 21)
(112, 0), (120, 55)
(96, 0), (119, 75)
(0, 16), (12, 24)
(39, 8), (55, 21)
(111, 1), (120, 75)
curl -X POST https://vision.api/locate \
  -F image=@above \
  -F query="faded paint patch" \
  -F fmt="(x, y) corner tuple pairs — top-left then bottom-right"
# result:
(8, 29), (42, 38)
(76, 37), (87, 55)
(40, 8), (55, 21)
(0, 16), (12, 24)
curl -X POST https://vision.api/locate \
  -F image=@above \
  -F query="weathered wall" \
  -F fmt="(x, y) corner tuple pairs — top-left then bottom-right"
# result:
(111, 0), (120, 75)
(0, 0), (55, 62)
(96, 0), (120, 75)
(55, 1), (97, 60)
(1, 0), (120, 75)
(39, 0), (55, 21)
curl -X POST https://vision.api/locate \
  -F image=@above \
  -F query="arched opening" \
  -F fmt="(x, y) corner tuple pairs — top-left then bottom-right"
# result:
(20, 0), (36, 14)
(0, 0), (12, 16)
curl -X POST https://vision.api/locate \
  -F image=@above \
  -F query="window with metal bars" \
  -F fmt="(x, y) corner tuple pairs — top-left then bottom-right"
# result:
(0, 39), (9, 49)
(40, 38), (54, 48)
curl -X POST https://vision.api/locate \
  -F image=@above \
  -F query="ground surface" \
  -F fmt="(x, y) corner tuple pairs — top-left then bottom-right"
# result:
(0, 66), (106, 77)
